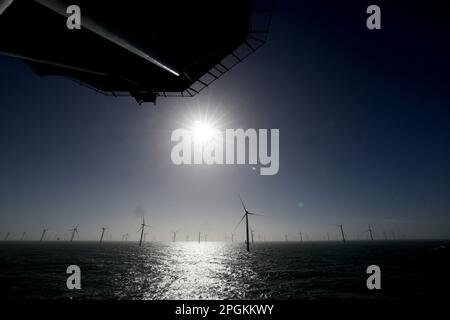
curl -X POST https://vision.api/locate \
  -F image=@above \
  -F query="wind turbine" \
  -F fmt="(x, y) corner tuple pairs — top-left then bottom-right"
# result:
(4, 232), (10, 241)
(172, 230), (180, 242)
(99, 227), (107, 244)
(299, 231), (303, 242)
(69, 225), (79, 242)
(20, 231), (26, 241)
(251, 229), (255, 244)
(137, 216), (150, 246)
(198, 232), (201, 243)
(383, 230), (388, 240)
(284, 234), (288, 241)
(40, 228), (49, 241)
(234, 196), (264, 252)
(366, 225), (374, 241)
(334, 224), (346, 244)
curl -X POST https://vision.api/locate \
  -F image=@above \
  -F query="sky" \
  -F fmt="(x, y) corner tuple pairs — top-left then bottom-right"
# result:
(0, 0), (449, 241)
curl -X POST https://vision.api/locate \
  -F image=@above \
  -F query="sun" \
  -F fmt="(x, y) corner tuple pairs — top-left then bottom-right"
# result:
(192, 120), (219, 144)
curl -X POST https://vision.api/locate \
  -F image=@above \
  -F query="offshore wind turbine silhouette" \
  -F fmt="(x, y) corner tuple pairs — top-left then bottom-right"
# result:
(99, 227), (107, 244)
(69, 225), (79, 242)
(137, 216), (150, 246)
(366, 225), (374, 240)
(334, 224), (346, 243)
(198, 232), (201, 243)
(40, 228), (49, 241)
(251, 229), (255, 244)
(4, 232), (10, 241)
(20, 232), (26, 241)
(234, 196), (264, 252)
(172, 230), (180, 242)
(299, 231), (303, 242)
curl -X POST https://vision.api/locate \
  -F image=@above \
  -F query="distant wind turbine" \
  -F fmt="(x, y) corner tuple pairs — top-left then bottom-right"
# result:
(231, 233), (234, 243)
(21, 231), (26, 241)
(234, 196), (264, 252)
(4, 232), (10, 241)
(383, 230), (388, 240)
(299, 231), (303, 242)
(366, 225), (374, 241)
(172, 230), (180, 242)
(137, 217), (150, 246)
(40, 228), (49, 241)
(334, 224), (346, 244)
(69, 225), (79, 242)
(251, 229), (255, 244)
(198, 232), (201, 243)
(284, 234), (288, 241)
(99, 227), (107, 244)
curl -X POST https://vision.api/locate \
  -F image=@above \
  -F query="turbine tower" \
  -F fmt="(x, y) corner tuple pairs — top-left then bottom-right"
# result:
(99, 227), (107, 244)
(198, 232), (201, 243)
(172, 230), (180, 242)
(366, 225), (374, 241)
(231, 233), (234, 243)
(69, 225), (79, 242)
(235, 196), (264, 252)
(20, 231), (26, 241)
(40, 228), (48, 241)
(4, 232), (10, 241)
(335, 224), (346, 244)
(299, 231), (303, 242)
(251, 229), (255, 244)
(137, 217), (150, 246)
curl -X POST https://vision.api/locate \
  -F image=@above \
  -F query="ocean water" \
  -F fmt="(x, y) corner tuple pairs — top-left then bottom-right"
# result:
(0, 241), (449, 300)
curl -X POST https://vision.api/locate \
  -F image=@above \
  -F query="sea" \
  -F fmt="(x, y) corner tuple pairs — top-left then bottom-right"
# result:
(0, 241), (449, 300)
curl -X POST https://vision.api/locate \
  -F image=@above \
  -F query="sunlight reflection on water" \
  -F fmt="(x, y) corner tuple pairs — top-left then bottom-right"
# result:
(1, 241), (448, 300)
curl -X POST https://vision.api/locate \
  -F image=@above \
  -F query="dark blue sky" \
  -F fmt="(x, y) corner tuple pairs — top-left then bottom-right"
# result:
(1, 0), (449, 241)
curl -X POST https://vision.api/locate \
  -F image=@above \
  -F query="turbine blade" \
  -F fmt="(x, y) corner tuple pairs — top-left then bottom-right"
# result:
(234, 213), (247, 231)
(248, 212), (265, 217)
(238, 195), (248, 213)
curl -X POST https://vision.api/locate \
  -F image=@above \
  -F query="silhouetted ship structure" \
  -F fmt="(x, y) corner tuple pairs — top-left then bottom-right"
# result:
(0, 0), (273, 104)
